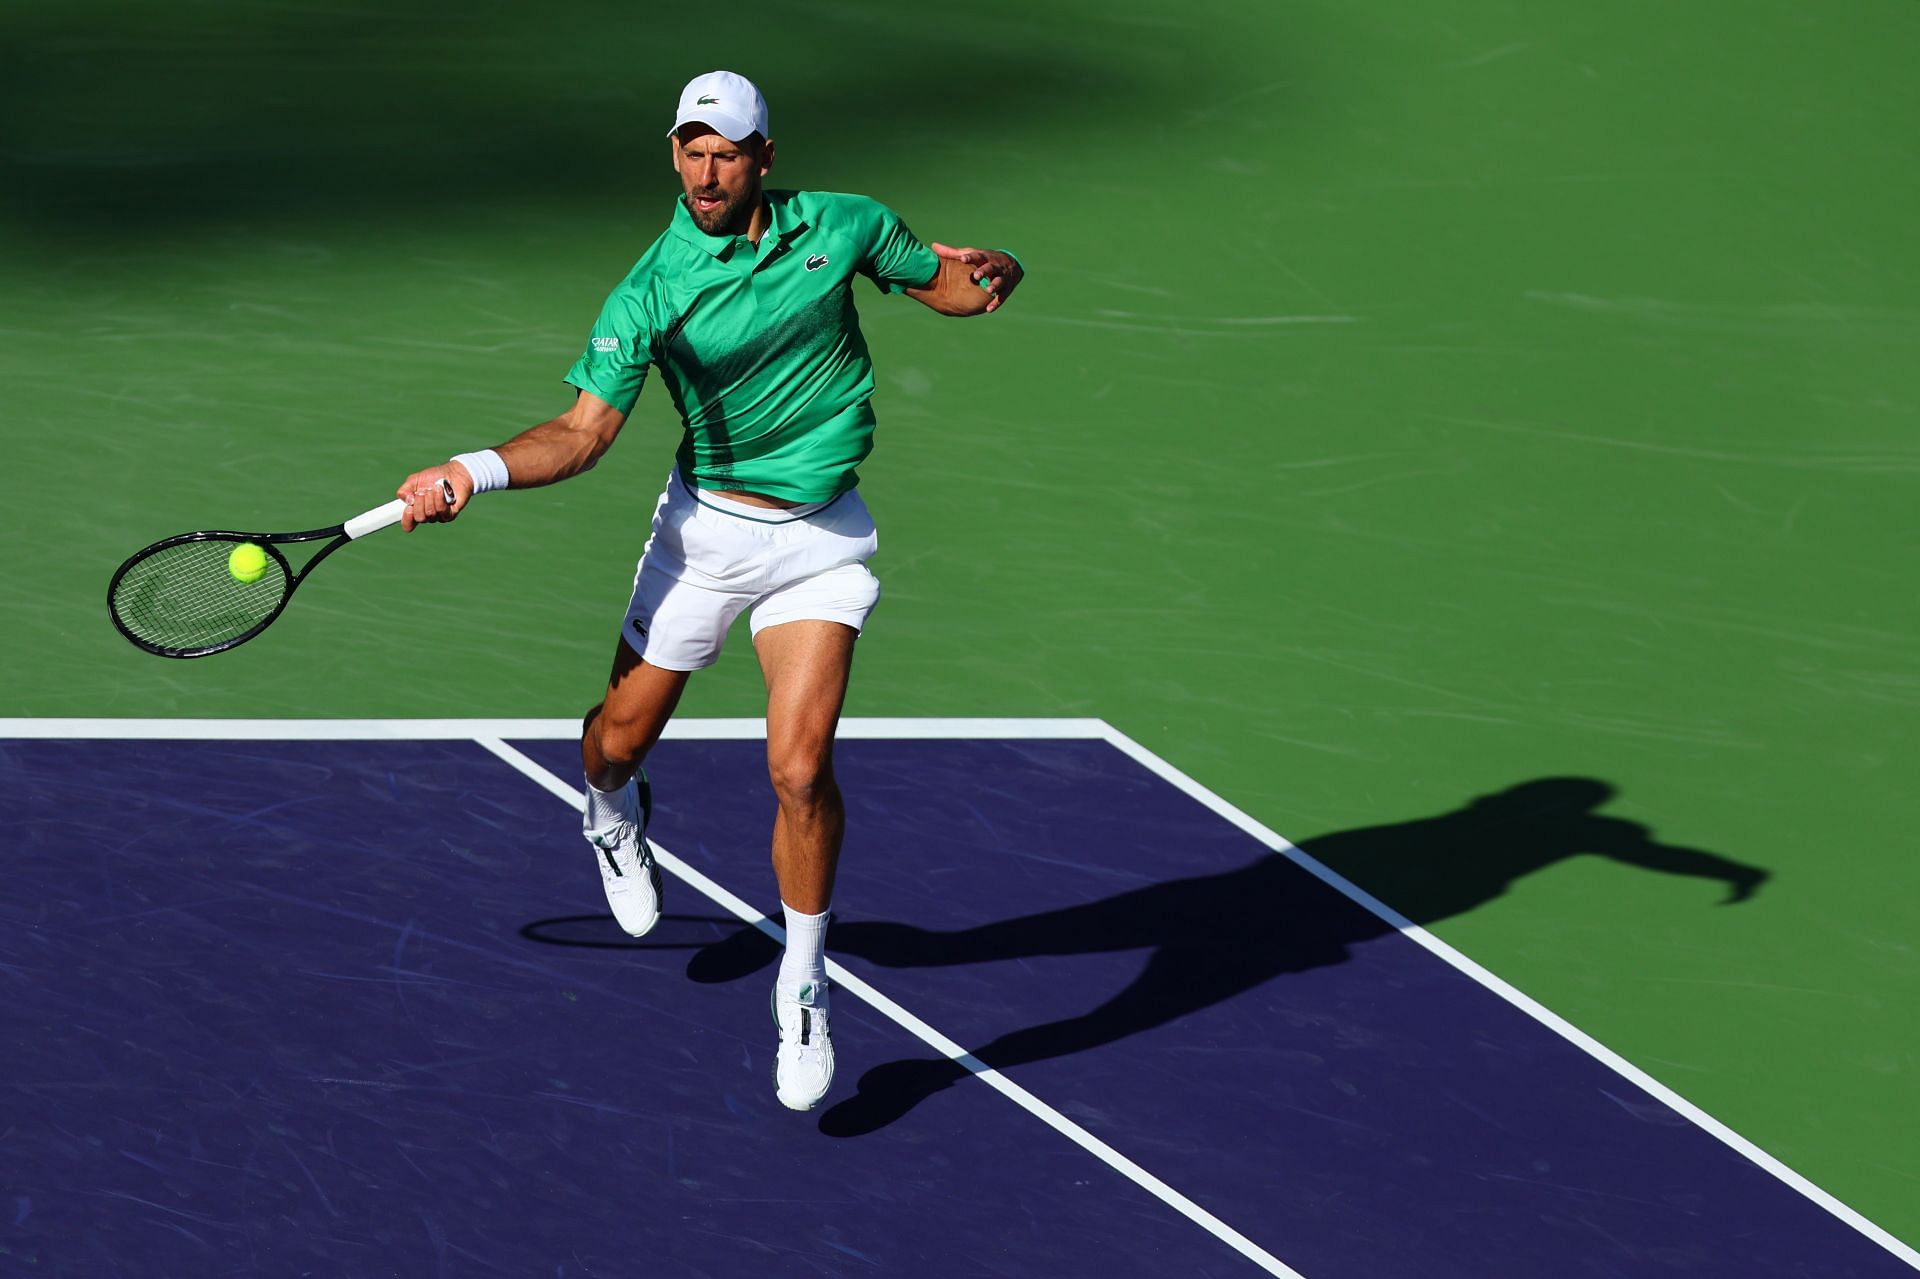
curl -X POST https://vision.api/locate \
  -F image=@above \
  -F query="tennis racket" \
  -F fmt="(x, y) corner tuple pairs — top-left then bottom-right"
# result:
(107, 479), (454, 659)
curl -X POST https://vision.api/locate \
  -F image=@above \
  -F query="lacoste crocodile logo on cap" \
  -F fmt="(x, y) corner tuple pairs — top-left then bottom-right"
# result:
(805, 254), (830, 272)
(697, 95), (720, 105)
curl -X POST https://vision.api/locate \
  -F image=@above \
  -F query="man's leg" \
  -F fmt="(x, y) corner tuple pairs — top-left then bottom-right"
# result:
(580, 638), (691, 936)
(756, 619), (857, 912)
(583, 637), (690, 792)
(755, 618), (858, 1110)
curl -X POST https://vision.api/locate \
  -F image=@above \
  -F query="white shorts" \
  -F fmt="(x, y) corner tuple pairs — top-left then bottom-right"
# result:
(620, 470), (881, 671)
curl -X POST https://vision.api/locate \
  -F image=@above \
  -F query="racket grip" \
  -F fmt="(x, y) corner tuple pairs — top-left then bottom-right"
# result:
(346, 479), (455, 540)
(344, 500), (408, 540)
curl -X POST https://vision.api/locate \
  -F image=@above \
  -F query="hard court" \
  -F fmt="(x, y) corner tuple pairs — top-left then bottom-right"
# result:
(3, 720), (1911, 1275)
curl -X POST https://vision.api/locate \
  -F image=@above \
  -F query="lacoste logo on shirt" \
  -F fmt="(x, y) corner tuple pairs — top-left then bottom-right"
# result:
(805, 255), (830, 272)
(631, 618), (647, 637)
(697, 95), (720, 105)
(592, 336), (619, 353)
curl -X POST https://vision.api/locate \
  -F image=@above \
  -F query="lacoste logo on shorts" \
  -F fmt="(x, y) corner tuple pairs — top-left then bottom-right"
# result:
(591, 336), (620, 353)
(805, 254), (830, 272)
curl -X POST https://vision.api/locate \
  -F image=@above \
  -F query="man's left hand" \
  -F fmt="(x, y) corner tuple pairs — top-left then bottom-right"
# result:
(931, 243), (1023, 313)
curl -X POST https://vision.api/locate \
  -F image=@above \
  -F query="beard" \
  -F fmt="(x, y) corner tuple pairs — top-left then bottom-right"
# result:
(686, 187), (751, 236)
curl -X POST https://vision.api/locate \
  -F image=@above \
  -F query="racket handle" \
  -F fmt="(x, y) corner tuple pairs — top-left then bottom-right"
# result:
(345, 479), (455, 540)
(345, 500), (408, 540)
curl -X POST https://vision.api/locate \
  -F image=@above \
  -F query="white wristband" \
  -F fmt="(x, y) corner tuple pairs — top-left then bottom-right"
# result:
(451, 449), (509, 495)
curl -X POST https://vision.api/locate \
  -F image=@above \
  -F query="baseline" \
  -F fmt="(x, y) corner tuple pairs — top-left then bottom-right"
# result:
(0, 717), (1105, 741)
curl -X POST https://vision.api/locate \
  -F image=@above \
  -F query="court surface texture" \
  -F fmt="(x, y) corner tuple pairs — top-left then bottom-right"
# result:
(5, 719), (1913, 1277)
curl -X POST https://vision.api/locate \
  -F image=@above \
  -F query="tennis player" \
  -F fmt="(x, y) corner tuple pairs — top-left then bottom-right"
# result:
(392, 70), (1023, 1111)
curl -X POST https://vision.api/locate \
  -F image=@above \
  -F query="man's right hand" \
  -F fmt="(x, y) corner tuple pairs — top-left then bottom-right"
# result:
(392, 392), (627, 529)
(395, 462), (474, 532)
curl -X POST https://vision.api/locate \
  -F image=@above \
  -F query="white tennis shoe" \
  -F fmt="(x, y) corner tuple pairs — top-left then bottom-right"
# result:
(772, 980), (835, 1111)
(583, 773), (661, 938)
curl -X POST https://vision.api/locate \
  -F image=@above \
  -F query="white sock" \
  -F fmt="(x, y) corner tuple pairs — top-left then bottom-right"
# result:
(778, 902), (831, 996)
(583, 776), (630, 830)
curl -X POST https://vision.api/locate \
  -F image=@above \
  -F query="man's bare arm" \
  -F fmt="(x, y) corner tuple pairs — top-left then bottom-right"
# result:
(905, 242), (1024, 316)
(492, 390), (628, 488)
(394, 390), (628, 530)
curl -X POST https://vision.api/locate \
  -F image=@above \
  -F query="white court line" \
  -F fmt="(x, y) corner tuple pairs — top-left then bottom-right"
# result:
(472, 734), (1307, 1279)
(0, 717), (1106, 741)
(7, 716), (1913, 1268)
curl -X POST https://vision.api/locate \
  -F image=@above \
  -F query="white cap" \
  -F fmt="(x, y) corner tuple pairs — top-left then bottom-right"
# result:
(668, 70), (769, 142)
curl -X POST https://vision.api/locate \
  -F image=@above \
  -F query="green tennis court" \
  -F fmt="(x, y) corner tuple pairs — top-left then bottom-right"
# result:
(5, 0), (1916, 1260)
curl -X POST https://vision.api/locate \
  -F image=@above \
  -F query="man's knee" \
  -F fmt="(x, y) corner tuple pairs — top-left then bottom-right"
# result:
(768, 750), (838, 813)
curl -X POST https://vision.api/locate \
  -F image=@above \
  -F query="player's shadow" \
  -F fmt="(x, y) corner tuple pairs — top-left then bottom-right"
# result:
(686, 776), (1770, 1137)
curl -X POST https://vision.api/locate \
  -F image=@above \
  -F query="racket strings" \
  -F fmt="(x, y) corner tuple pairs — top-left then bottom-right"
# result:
(110, 540), (290, 653)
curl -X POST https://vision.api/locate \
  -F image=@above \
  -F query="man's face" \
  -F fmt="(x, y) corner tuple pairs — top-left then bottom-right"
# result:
(672, 126), (772, 236)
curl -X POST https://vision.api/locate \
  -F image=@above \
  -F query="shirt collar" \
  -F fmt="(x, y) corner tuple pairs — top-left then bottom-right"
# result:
(756, 192), (811, 266)
(667, 191), (811, 262)
(668, 195), (738, 258)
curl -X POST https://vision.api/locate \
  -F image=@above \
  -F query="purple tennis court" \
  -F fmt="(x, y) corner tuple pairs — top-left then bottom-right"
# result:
(3, 722), (1911, 1277)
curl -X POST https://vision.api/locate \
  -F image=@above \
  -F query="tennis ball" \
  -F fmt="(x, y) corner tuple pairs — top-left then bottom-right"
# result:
(228, 542), (269, 584)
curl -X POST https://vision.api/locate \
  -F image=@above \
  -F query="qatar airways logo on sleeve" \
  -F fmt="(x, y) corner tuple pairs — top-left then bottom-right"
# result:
(591, 336), (620, 353)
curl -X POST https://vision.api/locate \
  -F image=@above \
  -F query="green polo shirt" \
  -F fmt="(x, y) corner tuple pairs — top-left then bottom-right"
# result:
(564, 189), (940, 502)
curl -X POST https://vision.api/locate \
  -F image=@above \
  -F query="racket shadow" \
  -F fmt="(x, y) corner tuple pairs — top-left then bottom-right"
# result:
(813, 775), (1770, 1138)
